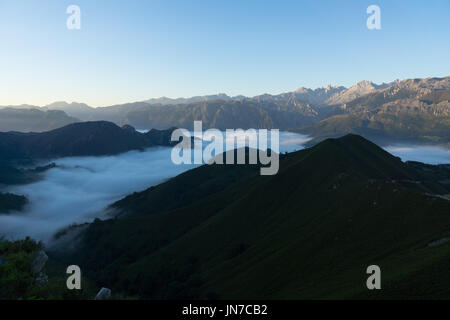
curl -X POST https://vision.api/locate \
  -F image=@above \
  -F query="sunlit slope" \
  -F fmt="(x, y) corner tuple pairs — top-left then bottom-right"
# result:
(56, 134), (450, 299)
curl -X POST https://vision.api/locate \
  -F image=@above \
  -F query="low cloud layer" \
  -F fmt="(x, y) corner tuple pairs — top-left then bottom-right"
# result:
(0, 132), (311, 243)
(1, 132), (448, 243)
(0, 147), (195, 242)
(384, 145), (450, 164)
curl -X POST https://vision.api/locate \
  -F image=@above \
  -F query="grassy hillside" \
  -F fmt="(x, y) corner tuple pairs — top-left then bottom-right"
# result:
(110, 149), (262, 218)
(0, 238), (95, 300)
(51, 135), (450, 299)
(0, 193), (28, 214)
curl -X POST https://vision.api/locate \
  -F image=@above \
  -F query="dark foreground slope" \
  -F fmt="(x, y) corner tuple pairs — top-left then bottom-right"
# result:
(0, 121), (176, 162)
(53, 135), (450, 299)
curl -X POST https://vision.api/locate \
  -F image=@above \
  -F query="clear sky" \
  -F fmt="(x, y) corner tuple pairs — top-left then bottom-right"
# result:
(0, 0), (449, 107)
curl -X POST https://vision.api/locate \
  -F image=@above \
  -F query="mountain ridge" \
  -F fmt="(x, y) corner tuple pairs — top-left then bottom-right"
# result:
(51, 134), (450, 299)
(0, 121), (177, 162)
(297, 77), (450, 147)
(0, 76), (448, 148)
(0, 108), (79, 132)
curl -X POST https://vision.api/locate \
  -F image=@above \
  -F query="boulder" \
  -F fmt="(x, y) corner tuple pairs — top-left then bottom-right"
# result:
(36, 272), (49, 287)
(31, 250), (48, 274)
(95, 287), (111, 300)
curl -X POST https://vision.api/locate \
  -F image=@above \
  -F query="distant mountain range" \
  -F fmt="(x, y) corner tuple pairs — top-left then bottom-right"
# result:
(0, 108), (79, 132)
(0, 121), (178, 211)
(1, 76), (449, 146)
(51, 134), (450, 299)
(299, 77), (450, 147)
(144, 93), (245, 105)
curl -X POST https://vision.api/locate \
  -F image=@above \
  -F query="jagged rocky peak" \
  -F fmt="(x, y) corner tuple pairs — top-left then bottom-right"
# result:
(325, 84), (343, 92)
(295, 87), (312, 94)
(355, 80), (374, 88)
(95, 287), (111, 300)
(396, 76), (450, 90)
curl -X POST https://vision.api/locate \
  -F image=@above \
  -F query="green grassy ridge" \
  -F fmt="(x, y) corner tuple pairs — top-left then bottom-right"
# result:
(111, 154), (262, 218)
(0, 164), (35, 185)
(0, 238), (44, 299)
(0, 163), (58, 214)
(53, 161), (264, 290)
(51, 134), (450, 299)
(0, 162), (57, 186)
(0, 193), (28, 214)
(351, 241), (450, 299)
(122, 162), (448, 299)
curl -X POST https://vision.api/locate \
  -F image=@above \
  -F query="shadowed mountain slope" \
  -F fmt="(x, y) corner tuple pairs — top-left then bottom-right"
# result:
(0, 121), (177, 162)
(51, 134), (450, 299)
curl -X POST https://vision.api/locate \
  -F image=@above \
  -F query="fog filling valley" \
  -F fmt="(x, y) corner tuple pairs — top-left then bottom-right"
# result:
(0, 147), (197, 242)
(0, 132), (311, 243)
(0, 131), (449, 243)
(384, 145), (450, 164)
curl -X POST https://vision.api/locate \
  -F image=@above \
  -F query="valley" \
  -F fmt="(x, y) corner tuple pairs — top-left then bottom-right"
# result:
(1, 0), (449, 305)
(1, 123), (449, 300)
(46, 134), (450, 299)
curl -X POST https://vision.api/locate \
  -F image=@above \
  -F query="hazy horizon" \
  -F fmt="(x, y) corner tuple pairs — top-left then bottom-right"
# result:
(1, 76), (447, 108)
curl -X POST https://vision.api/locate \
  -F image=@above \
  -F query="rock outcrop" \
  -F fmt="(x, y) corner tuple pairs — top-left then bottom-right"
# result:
(31, 250), (48, 274)
(95, 287), (111, 300)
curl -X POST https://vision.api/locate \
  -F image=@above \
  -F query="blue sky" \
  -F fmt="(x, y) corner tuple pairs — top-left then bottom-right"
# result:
(0, 0), (449, 106)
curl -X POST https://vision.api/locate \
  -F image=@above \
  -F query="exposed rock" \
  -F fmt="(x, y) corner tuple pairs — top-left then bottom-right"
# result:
(95, 287), (111, 300)
(36, 272), (49, 287)
(428, 237), (450, 247)
(31, 250), (48, 274)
